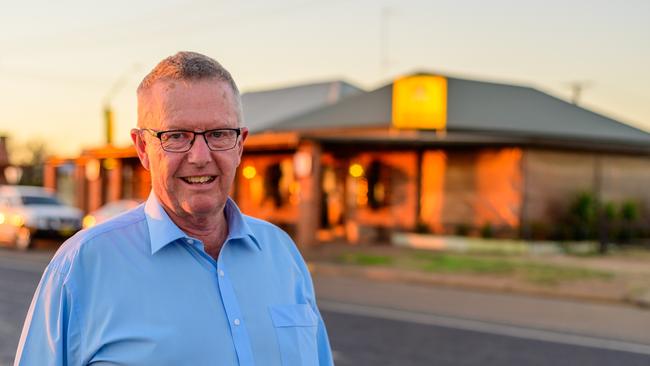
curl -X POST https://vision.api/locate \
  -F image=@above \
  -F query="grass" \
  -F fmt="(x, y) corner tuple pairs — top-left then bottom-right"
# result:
(412, 252), (515, 274)
(335, 250), (613, 286)
(337, 253), (394, 266)
(521, 263), (613, 285)
(609, 245), (650, 259)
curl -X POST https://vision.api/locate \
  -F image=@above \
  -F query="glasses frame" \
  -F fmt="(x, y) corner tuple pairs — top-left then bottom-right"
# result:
(141, 128), (242, 153)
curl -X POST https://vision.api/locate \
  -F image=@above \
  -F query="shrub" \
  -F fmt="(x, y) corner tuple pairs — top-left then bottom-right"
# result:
(480, 222), (494, 238)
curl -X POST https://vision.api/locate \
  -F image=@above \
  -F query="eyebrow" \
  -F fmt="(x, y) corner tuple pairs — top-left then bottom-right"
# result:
(157, 127), (236, 132)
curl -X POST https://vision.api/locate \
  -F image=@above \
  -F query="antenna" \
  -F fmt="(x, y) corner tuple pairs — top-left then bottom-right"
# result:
(565, 81), (593, 105)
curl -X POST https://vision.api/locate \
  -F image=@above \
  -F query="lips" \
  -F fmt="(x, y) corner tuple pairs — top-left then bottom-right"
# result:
(180, 175), (216, 184)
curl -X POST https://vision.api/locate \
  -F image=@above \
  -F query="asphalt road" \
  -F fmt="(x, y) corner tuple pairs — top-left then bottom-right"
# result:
(323, 310), (650, 366)
(2, 245), (650, 366)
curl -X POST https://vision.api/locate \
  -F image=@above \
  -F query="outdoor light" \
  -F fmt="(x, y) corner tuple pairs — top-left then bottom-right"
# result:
(103, 158), (118, 170)
(293, 151), (312, 178)
(10, 214), (25, 227)
(242, 166), (257, 180)
(4, 166), (23, 184)
(82, 215), (97, 229)
(349, 163), (364, 178)
(85, 159), (101, 181)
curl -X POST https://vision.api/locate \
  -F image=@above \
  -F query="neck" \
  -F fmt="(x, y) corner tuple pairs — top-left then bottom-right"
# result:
(165, 206), (229, 260)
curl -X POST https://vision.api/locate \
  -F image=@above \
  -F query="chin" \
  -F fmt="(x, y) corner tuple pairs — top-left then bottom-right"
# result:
(183, 196), (224, 217)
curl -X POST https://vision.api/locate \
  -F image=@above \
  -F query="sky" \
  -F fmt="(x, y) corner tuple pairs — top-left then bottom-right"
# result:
(1, 0), (649, 158)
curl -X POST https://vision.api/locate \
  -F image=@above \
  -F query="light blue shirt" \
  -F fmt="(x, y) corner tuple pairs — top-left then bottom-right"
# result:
(15, 193), (333, 366)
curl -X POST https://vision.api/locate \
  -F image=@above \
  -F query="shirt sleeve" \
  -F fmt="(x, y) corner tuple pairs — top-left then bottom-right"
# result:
(14, 265), (80, 366)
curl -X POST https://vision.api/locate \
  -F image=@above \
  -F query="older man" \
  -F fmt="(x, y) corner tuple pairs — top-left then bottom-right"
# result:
(15, 52), (334, 366)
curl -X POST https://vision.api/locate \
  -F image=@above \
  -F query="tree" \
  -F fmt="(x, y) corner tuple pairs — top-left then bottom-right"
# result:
(7, 137), (49, 186)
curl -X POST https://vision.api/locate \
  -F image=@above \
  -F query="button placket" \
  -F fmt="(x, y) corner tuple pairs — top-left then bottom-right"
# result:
(217, 268), (242, 326)
(216, 261), (253, 364)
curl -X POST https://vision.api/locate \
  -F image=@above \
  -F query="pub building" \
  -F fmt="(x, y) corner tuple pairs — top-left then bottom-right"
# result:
(44, 74), (650, 247)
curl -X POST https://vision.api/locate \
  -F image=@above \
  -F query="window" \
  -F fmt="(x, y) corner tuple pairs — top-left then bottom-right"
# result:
(21, 196), (62, 206)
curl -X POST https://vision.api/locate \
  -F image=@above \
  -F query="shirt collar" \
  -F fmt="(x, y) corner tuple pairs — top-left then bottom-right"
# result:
(144, 191), (261, 255)
(224, 197), (261, 251)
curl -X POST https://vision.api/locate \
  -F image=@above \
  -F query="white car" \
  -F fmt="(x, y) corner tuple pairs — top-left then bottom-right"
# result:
(82, 199), (142, 229)
(0, 185), (83, 250)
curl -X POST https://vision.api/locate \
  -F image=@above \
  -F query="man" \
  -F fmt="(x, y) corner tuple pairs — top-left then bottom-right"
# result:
(15, 51), (334, 366)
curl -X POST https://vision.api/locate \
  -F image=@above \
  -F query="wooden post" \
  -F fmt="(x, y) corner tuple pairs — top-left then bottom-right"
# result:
(296, 141), (322, 249)
(43, 164), (56, 191)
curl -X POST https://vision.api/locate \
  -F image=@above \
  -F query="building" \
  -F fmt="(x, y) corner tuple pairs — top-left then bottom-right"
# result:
(238, 74), (650, 246)
(44, 74), (650, 247)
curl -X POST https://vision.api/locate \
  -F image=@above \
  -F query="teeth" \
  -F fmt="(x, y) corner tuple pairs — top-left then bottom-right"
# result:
(183, 176), (214, 184)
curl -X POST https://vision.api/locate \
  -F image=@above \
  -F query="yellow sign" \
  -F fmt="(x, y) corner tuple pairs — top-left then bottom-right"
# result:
(392, 75), (447, 130)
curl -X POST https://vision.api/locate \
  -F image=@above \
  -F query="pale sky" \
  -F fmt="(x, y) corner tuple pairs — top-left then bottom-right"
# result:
(1, 0), (649, 158)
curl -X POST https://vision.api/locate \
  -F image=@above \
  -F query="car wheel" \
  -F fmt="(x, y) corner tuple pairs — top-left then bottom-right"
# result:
(15, 227), (32, 250)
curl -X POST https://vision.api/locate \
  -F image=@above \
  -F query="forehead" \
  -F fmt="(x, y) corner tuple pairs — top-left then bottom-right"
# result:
(140, 79), (239, 129)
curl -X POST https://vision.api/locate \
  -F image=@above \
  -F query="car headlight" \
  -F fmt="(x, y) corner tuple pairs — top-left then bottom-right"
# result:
(10, 214), (25, 227)
(82, 215), (96, 229)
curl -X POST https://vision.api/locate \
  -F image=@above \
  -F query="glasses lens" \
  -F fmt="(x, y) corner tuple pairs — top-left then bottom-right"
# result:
(159, 131), (194, 151)
(206, 129), (238, 150)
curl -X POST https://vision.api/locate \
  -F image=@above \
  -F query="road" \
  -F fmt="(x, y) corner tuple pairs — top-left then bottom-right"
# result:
(1, 246), (650, 366)
(316, 277), (650, 365)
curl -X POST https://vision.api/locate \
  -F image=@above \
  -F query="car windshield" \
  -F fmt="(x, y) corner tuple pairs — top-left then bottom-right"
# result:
(21, 196), (62, 206)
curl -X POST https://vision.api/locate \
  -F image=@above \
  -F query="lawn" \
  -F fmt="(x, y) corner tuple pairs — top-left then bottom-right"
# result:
(335, 250), (614, 286)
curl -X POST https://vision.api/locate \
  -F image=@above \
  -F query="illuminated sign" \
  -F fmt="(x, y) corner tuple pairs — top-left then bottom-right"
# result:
(392, 75), (447, 130)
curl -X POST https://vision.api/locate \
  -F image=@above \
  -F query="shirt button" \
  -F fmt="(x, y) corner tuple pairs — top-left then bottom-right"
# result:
(218, 270), (225, 277)
(185, 238), (193, 244)
(233, 318), (240, 326)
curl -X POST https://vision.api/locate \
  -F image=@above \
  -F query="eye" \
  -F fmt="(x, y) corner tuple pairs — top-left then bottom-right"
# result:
(162, 131), (190, 141)
(208, 130), (224, 138)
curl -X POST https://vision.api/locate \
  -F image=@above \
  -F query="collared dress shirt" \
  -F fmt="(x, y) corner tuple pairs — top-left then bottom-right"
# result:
(15, 192), (334, 366)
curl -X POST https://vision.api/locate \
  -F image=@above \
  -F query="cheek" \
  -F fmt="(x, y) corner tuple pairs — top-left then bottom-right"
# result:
(216, 154), (240, 178)
(148, 151), (180, 187)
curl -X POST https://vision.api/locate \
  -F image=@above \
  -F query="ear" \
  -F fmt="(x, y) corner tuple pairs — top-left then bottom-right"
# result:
(131, 129), (150, 171)
(234, 127), (248, 167)
(236, 127), (248, 160)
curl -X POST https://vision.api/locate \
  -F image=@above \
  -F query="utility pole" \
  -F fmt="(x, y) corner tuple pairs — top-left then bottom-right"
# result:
(103, 64), (140, 145)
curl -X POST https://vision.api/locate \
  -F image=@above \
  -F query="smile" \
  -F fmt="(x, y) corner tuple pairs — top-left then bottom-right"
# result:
(181, 176), (216, 184)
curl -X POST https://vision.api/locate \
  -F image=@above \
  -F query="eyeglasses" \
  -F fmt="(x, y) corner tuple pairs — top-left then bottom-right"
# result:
(141, 128), (242, 153)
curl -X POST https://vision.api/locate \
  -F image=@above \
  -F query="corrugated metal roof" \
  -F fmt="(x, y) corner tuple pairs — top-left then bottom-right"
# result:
(267, 84), (393, 131)
(446, 77), (650, 145)
(241, 80), (362, 133)
(263, 73), (650, 148)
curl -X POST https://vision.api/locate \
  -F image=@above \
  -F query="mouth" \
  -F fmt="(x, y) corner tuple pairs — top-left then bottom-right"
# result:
(180, 175), (216, 185)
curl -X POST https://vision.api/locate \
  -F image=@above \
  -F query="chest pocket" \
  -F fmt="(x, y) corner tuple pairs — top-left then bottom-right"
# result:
(269, 304), (319, 366)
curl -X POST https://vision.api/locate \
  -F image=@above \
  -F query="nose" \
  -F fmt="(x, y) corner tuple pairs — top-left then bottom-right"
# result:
(186, 134), (212, 166)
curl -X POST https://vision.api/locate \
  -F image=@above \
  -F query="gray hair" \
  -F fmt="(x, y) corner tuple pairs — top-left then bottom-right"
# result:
(137, 51), (243, 123)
